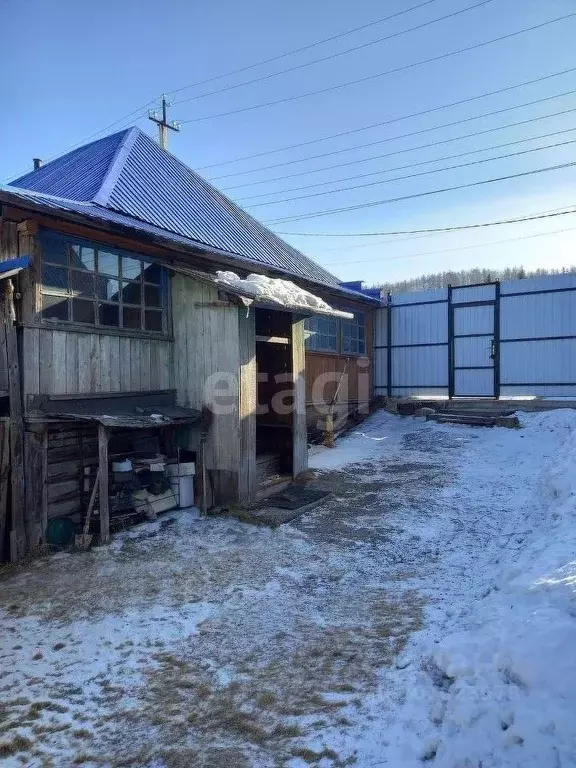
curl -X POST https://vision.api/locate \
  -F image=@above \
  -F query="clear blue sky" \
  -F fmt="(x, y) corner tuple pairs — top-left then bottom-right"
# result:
(2, 0), (575, 285)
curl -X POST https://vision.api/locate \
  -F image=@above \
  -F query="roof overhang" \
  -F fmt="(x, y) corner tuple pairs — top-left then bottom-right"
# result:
(0, 188), (382, 307)
(32, 391), (201, 429)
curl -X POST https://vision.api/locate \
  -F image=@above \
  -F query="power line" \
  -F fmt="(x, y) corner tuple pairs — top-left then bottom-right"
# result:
(243, 137), (576, 209)
(180, 12), (576, 125)
(169, 0), (442, 97)
(321, 223), (576, 266)
(238, 125), (576, 202)
(276, 205), (576, 239)
(196, 66), (576, 171)
(175, 0), (494, 106)
(266, 160), (576, 224)
(219, 99), (576, 189)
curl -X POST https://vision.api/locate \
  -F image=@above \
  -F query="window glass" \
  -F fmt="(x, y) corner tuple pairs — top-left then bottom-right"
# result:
(42, 264), (68, 291)
(98, 276), (120, 302)
(71, 271), (95, 298)
(40, 231), (168, 333)
(42, 295), (69, 320)
(123, 306), (141, 329)
(98, 251), (119, 277)
(122, 280), (142, 305)
(99, 303), (120, 327)
(42, 235), (68, 265)
(70, 245), (96, 272)
(122, 256), (142, 281)
(305, 316), (338, 352)
(144, 284), (161, 307)
(145, 309), (163, 332)
(72, 299), (96, 324)
(142, 262), (162, 284)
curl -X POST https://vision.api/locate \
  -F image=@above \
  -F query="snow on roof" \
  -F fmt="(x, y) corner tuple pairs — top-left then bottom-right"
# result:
(215, 271), (354, 319)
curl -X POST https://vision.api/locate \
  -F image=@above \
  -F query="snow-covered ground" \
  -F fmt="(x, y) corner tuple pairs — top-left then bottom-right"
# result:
(1, 409), (575, 767)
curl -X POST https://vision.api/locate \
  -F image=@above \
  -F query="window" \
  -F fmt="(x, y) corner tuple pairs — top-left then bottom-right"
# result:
(305, 311), (367, 356)
(342, 312), (366, 355)
(40, 231), (169, 334)
(305, 316), (338, 352)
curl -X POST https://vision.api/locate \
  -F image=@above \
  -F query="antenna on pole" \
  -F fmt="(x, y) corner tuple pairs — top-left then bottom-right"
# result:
(148, 95), (180, 150)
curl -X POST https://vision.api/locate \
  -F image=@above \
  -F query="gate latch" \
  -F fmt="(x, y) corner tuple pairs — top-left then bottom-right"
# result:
(490, 338), (496, 360)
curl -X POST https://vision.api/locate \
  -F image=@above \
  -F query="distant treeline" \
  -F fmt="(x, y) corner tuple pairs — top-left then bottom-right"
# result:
(377, 266), (576, 294)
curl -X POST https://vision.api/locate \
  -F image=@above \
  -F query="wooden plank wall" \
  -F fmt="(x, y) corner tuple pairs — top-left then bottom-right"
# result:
(22, 329), (174, 402)
(172, 275), (240, 492)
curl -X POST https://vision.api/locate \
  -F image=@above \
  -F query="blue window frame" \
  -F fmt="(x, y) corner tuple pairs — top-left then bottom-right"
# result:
(40, 230), (169, 334)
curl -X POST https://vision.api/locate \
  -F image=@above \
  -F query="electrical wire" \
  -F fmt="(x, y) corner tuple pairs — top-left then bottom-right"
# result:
(275, 205), (576, 238)
(237, 126), (576, 202)
(169, 0), (442, 96)
(196, 66), (576, 170)
(266, 160), (576, 224)
(174, 0), (494, 105)
(320, 223), (576, 266)
(180, 12), (576, 124)
(218, 99), (576, 189)
(243, 137), (576, 208)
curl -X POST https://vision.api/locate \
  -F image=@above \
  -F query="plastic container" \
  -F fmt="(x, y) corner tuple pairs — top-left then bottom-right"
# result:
(170, 475), (195, 507)
(166, 462), (195, 478)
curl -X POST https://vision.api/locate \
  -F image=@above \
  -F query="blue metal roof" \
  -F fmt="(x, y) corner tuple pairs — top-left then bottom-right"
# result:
(9, 127), (361, 295)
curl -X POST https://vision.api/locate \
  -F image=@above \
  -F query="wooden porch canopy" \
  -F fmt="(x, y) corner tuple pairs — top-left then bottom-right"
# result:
(168, 262), (354, 320)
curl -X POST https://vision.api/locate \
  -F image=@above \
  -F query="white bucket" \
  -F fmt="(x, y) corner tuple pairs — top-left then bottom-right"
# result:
(170, 475), (195, 508)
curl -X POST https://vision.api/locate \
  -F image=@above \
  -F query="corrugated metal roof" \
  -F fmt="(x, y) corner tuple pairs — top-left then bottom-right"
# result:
(9, 127), (351, 293)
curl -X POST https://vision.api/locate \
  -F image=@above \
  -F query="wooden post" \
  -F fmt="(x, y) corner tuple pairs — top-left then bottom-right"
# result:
(2, 280), (26, 561)
(0, 420), (9, 559)
(23, 428), (44, 548)
(238, 307), (256, 503)
(291, 316), (307, 478)
(98, 424), (110, 544)
(41, 429), (48, 541)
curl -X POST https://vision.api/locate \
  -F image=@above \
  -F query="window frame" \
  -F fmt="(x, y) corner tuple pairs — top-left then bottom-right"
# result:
(39, 230), (170, 337)
(305, 311), (367, 356)
(341, 311), (366, 356)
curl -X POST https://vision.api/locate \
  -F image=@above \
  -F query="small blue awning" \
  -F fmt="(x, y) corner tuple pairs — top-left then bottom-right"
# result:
(0, 255), (31, 281)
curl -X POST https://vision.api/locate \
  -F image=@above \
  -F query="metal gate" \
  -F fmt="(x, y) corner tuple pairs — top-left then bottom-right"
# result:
(374, 272), (576, 400)
(449, 283), (499, 397)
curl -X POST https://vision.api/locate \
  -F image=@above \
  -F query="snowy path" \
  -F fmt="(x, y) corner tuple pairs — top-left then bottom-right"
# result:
(0, 410), (575, 767)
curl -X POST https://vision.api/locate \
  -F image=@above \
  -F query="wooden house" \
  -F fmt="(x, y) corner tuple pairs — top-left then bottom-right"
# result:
(0, 127), (381, 561)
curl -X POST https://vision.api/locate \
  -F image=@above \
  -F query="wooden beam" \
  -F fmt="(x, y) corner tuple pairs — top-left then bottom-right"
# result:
(291, 316), (308, 478)
(98, 424), (110, 544)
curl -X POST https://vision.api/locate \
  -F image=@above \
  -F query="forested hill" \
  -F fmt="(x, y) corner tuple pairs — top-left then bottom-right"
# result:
(378, 266), (576, 294)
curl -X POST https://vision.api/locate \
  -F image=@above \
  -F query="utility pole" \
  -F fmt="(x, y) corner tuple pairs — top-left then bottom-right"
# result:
(148, 95), (180, 150)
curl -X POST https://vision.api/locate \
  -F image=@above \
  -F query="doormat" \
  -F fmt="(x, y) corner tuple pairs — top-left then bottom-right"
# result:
(262, 486), (330, 510)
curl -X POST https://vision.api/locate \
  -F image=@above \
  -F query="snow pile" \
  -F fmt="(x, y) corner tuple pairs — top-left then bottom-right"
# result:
(216, 270), (342, 314)
(382, 410), (576, 767)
